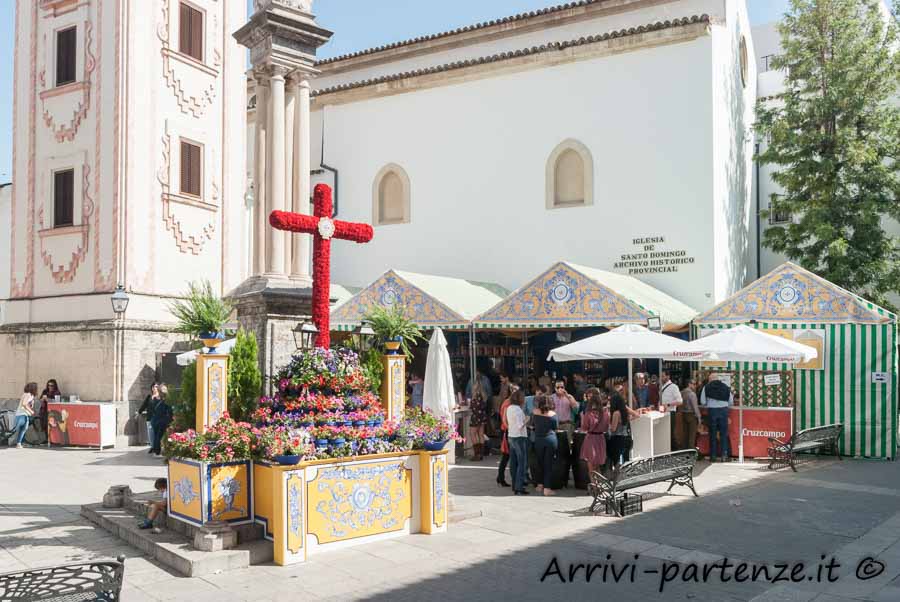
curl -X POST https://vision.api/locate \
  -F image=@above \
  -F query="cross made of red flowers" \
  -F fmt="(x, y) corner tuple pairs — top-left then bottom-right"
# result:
(269, 183), (374, 349)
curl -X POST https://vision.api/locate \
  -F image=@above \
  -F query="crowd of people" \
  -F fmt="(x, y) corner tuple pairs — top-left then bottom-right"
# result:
(10, 378), (66, 447)
(137, 382), (173, 456)
(456, 366), (735, 496)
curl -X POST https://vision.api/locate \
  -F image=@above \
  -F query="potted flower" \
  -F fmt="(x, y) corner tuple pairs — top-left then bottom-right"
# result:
(163, 413), (256, 526)
(397, 408), (463, 451)
(168, 280), (233, 352)
(362, 305), (423, 359)
(272, 433), (310, 465)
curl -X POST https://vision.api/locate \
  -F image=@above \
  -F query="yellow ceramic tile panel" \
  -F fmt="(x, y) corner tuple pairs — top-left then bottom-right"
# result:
(168, 459), (203, 524)
(254, 463), (273, 536)
(432, 455), (447, 528)
(307, 459), (412, 544)
(209, 463), (250, 522)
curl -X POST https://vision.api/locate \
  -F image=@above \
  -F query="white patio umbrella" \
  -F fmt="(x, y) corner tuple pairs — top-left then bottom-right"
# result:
(548, 324), (699, 458)
(176, 338), (236, 366)
(423, 328), (455, 420)
(683, 325), (818, 463)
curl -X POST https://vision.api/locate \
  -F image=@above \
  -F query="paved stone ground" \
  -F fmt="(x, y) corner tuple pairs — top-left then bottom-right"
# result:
(3, 444), (900, 601)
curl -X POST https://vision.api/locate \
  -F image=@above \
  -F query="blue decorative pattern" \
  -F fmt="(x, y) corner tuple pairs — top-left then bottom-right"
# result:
(331, 271), (466, 327)
(289, 484), (302, 537)
(214, 476), (245, 519)
(433, 459), (445, 514)
(174, 476), (198, 506)
(697, 263), (888, 324)
(477, 262), (647, 325)
(313, 462), (407, 538)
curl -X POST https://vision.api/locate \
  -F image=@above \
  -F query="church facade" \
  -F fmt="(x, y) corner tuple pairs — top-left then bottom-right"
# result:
(4, 0), (885, 442)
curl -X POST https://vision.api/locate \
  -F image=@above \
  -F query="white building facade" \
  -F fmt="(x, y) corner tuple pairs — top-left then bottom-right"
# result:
(290, 0), (759, 313)
(1, 0), (246, 438)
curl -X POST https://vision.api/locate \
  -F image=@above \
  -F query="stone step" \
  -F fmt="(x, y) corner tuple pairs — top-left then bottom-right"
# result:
(81, 503), (272, 577)
(125, 493), (264, 543)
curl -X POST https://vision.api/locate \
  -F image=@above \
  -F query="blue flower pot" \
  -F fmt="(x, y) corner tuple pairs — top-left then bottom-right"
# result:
(332, 437), (346, 446)
(365, 420), (375, 427)
(274, 454), (301, 465)
(315, 439), (329, 448)
(354, 420), (365, 427)
(342, 420), (353, 427)
(325, 420), (336, 426)
(299, 421), (313, 428)
(374, 419), (384, 426)
(423, 440), (448, 451)
(199, 331), (226, 353)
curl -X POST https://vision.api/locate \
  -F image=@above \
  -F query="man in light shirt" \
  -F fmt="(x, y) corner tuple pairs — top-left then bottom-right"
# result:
(552, 380), (578, 447)
(659, 370), (682, 450)
(700, 374), (734, 462)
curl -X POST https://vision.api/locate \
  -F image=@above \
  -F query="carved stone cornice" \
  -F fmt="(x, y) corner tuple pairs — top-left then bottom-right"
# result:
(234, 0), (333, 73)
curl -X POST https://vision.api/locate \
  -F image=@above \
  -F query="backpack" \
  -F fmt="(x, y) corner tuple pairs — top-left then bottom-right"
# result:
(704, 379), (731, 402)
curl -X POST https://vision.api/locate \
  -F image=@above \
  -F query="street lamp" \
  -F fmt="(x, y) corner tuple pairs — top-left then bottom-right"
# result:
(351, 324), (375, 353)
(293, 320), (318, 351)
(110, 284), (129, 315)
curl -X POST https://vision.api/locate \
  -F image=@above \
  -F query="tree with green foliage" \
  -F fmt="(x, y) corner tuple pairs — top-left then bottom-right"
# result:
(755, 0), (900, 308)
(172, 360), (196, 432)
(227, 328), (262, 422)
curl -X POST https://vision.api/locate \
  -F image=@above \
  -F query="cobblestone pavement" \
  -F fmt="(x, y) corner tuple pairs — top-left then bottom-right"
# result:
(3, 444), (900, 601)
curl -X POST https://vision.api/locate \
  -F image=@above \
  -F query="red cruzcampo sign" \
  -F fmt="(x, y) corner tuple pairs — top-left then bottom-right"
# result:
(697, 407), (793, 458)
(47, 402), (101, 446)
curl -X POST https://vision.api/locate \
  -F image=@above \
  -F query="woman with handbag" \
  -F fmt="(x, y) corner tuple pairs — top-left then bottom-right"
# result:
(496, 389), (513, 486)
(607, 389), (635, 469)
(467, 378), (488, 461)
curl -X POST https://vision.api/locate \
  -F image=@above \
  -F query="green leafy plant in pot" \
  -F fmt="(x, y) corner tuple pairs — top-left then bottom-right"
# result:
(168, 280), (233, 352)
(363, 304), (424, 360)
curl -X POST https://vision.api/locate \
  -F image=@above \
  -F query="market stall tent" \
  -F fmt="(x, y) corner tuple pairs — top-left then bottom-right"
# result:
(473, 261), (698, 332)
(330, 269), (508, 331)
(693, 262), (898, 460)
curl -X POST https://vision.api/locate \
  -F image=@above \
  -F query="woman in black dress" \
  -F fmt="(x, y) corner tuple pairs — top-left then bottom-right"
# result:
(468, 379), (488, 461)
(531, 393), (559, 496)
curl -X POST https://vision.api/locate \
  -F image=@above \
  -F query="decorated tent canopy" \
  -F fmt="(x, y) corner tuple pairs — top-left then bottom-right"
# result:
(331, 269), (509, 331)
(694, 262), (898, 459)
(329, 283), (361, 312)
(473, 261), (698, 332)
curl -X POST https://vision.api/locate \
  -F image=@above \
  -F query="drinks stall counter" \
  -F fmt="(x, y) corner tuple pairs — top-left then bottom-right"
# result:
(46, 401), (116, 448)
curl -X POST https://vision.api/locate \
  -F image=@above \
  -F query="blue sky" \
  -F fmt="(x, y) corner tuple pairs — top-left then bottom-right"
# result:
(0, 0), (790, 183)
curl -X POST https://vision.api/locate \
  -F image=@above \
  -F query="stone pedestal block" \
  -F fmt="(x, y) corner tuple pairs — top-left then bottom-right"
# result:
(228, 278), (314, 394)
(193, 520), (237, 552)
(102, 485), (133, 508)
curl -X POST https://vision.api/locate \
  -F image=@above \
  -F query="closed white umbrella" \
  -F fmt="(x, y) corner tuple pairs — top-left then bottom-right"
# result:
(176, 338), (236, 366)
(423, 328), (455, 420)
(684, 325), (818, 463)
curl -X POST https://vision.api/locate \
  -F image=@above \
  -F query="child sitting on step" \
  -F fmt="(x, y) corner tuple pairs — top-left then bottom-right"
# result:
(138, 478), (167, 533)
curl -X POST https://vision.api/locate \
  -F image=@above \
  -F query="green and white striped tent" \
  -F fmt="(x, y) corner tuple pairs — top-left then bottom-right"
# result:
(330, 269), (508, 331)
(473, 261), (698, 332)
(694, 262), (898, 459)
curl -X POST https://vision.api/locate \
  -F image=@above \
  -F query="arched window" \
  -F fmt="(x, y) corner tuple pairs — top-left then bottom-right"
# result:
(372, 163), (410, 225)
(546, 139), (593, 209)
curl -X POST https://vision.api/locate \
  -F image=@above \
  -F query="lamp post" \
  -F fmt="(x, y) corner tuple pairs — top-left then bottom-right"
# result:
(293, 320), (318, 351)
(351, 324), (375, 353)
(110, 284), (129, 315)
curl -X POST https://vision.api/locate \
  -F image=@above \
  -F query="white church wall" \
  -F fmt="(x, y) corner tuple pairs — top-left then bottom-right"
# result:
(310, 33), (721, 311)
(710, 0), (756, 300)
(315, 0), (726, 92)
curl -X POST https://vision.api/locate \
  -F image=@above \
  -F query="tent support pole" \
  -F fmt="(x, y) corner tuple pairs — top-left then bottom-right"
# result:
(738, 365), (744, 464)
(628, 361), (634, 410)
(523, 330), (529, 384)
(469, 324), (477, 393)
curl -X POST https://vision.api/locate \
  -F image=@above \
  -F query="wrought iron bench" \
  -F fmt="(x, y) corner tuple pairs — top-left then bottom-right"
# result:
(0, 556), (125, 602)
(767, 423), (843, 472)
(588, 449), (699, 516)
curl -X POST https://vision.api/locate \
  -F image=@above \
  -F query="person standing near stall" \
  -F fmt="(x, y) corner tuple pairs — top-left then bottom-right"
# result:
(467, 379), (489, 461)
(552, 380), (578, 447)
(607, 385), (639, 469)
(496, 387), (513, 486)
(506, 390), (530, 495)
(633, 373), (650, 408)
(579, 388), (609, 478)
(659, 370), (683, 449)
(700, 375), (733, 462)
(137, 383), (163, 452)
(677, 379), (702, 450)
(149, 391), (173, 457)
(531, 392), (558, 496)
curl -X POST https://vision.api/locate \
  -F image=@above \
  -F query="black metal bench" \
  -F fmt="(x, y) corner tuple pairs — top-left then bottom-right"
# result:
(0, 556), (125, 601)
(767, 423), (843, 472)
(588, 449), (699, 516)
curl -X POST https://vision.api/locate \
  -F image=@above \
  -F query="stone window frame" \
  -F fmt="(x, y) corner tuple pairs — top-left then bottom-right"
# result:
(545, 138), (594, 210)
(372, 163), (411, 226)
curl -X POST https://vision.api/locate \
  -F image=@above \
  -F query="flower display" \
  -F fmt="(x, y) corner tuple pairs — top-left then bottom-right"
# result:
(163, 413), (260, 462)
(394, 408), (463, 449)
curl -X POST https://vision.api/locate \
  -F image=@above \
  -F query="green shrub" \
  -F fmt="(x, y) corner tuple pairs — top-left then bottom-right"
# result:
(228, 328), (262, 422)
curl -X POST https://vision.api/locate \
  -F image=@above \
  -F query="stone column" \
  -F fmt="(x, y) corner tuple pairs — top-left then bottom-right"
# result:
(291, 79), (312, 282)
(266, 68), (287, 276)
(253, 80), (268, 276)
(284, 78), (297, 275)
